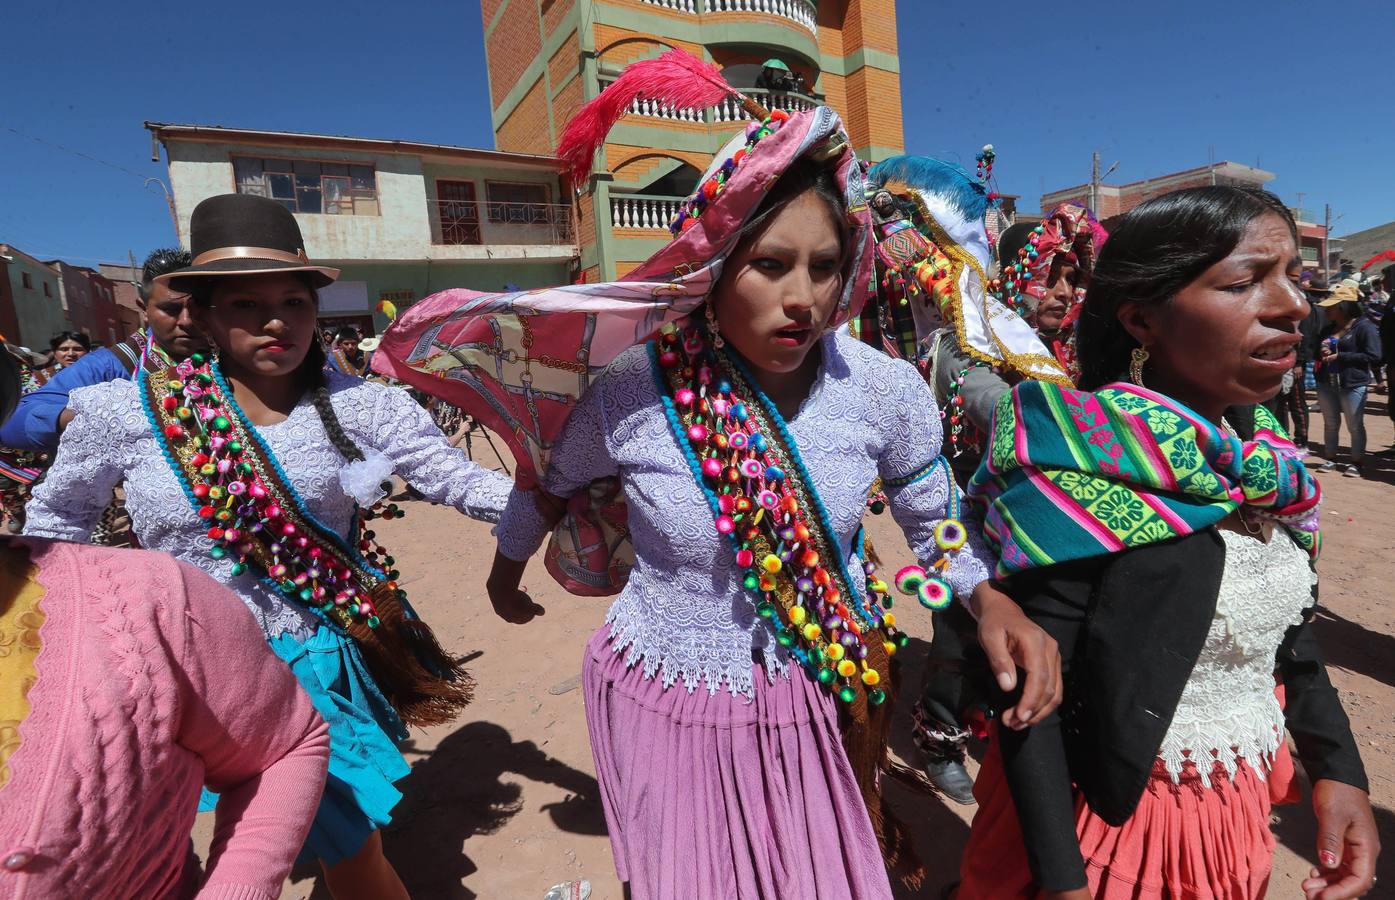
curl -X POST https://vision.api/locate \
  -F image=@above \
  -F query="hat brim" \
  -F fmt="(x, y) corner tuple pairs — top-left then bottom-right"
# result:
(156, 257), (340, 291)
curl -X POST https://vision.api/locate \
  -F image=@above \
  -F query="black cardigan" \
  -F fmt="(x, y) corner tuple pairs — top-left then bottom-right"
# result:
(992, 418), (1369, 891)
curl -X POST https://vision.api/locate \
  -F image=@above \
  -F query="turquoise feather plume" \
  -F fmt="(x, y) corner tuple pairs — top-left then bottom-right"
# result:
(868, 155), (991, 222)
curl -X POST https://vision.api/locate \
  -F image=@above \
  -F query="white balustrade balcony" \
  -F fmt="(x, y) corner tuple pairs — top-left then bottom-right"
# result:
(610, 194), (686, 232)
(602, 79), (820, 126)
(624, 96), (706, 123)
(706, 0), (817, 34)
(712, 88), (819, 122)
(639, 0), (698, 10)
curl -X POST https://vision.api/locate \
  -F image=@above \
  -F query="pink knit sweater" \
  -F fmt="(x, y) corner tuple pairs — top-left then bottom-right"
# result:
(0, 538), (330, 899)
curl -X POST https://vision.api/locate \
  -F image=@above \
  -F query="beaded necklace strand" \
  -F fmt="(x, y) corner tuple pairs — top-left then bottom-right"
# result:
(652, 322), (968, 706)
(141, 353), (405, 632)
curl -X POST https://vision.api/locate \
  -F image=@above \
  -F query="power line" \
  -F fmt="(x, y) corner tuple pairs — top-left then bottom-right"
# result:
(2, 125), (152, 182)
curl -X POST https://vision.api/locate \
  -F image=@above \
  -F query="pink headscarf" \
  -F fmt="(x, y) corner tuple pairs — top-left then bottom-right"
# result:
(372, 104), (873, 490)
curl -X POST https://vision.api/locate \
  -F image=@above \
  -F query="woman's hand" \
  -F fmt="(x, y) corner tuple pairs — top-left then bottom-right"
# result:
(487, 551), (546, 624)
(1302, 780), (1380, 899)
(969, 582), (1062, 730)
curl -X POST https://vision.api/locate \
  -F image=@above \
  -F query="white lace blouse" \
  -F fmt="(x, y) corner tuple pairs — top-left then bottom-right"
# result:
(1157, 527), (1313, 784)
(497, 330), (995, 697)
(24, 371), (512, 641)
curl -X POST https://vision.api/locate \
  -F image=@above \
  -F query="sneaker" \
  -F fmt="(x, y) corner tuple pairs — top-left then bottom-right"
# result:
(1317, 460), (1338, 472)
(924, 758), (977, 805)
(1342, 464), (1363, 478)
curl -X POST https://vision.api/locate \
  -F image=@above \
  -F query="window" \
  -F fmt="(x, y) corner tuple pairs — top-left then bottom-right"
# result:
(233, 156), (379, 215)
(486, 181), (551, 224)
(43, 282), (51, 297)
(21, 273), (32, 289)
(435, 180), (481, 245)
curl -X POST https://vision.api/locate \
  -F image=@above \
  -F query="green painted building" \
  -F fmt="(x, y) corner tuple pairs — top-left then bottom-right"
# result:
(0, 243), (69, 350)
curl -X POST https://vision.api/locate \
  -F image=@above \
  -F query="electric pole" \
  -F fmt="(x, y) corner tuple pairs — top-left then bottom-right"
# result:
(1089, 152), (1119, 215)
(1091, 152), (1099, 214)
(1323, 204), (1331, 281)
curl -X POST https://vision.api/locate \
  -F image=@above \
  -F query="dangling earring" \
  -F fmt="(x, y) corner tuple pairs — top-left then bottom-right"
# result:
(1129, 346), (1149, 386)
(704, 303), (725, 349)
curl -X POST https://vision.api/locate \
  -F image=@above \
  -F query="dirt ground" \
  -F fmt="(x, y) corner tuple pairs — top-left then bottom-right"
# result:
(197, 394), (1395, 899)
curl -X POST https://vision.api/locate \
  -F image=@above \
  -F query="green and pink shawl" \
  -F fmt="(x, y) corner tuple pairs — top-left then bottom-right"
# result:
(968, 381), (1321, 576)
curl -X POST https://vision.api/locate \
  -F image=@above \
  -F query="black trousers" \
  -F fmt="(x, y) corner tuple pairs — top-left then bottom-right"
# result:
(1263, 381), (1309, 445)
(915, 599), (983, 755)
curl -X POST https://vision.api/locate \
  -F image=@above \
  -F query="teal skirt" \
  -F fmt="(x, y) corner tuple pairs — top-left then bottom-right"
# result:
(200, 624), (410, 866)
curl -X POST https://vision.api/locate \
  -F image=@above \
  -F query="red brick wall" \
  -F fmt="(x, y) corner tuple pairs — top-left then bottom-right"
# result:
(481, 0), (505, 28)
(842, 66), (902, 153)
(594, 25), (703, 67)
(487, 2), (543, 107)
(842, 0), (898, 54)
(542, 0), (573, 37)
(497, 77), (552, 153)
(549, 31), (580, 89)
(552, 75), (585, 142)
(605, 144), (711, 176)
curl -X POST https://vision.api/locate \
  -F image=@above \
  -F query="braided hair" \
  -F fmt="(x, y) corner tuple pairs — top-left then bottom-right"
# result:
(188, 273), (366, 463)
(302, 338), (365, 463)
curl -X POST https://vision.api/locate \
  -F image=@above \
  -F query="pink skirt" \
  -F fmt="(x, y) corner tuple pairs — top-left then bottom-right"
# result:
(958, 732), (1292, 899)
(582, 627), (894, 900)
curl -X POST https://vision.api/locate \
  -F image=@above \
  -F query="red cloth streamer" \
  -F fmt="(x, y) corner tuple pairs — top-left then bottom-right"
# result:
(1359, 248), (1395, 271)
(557, 49), (740, 185)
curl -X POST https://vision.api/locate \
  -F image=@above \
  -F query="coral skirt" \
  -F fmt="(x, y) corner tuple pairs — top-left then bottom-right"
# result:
(581, 627), (894, 900)
(958, 733), (1295, 899)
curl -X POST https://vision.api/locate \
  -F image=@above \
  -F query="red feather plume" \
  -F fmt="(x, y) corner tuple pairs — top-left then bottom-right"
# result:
(1359, 249), (1395, 271)
(556, 50), (746, 186)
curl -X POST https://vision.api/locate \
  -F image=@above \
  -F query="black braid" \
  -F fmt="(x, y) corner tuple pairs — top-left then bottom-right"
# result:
(302, 339), (365, 463)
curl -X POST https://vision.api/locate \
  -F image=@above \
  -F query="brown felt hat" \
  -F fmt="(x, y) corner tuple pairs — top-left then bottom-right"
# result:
(156, 194), (339, 290)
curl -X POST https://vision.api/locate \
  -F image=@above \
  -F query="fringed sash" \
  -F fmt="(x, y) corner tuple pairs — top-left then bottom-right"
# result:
(140, 358), (471, 726)
(969, 381), (1321, 576)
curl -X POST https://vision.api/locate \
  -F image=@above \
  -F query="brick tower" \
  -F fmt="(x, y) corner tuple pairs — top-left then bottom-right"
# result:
(480, 0), (904, 280)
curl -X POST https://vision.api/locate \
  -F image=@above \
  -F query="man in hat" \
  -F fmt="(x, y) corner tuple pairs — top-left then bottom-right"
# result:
(0, 248), (208, 451)
(327, 326), (366, 376)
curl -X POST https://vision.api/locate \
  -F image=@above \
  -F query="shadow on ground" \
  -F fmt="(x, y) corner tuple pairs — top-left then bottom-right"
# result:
(886, 634), (976, 900)
(290, 721), (605, 899)
(1311, 607), (1395, 689)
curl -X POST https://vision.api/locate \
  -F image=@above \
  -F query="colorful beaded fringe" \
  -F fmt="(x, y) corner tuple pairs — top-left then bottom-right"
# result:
(140, 353), (404, 633)
(651, 322), (911, 706)
(668, 108), (791, 236)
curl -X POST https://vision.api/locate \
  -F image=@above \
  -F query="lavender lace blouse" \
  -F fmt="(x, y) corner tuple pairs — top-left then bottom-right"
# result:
(24, 372), (513, 641)
(498, 330), (994, 697)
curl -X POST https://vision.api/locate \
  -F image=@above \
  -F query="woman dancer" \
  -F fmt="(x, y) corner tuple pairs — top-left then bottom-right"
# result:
(25, 193), (513, 899)
(959, 186), (1378, 899)
(376, 52), (1061, 899)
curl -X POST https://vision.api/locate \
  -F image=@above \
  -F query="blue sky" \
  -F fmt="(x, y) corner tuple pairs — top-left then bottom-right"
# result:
(2, 0), (1391, 267)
